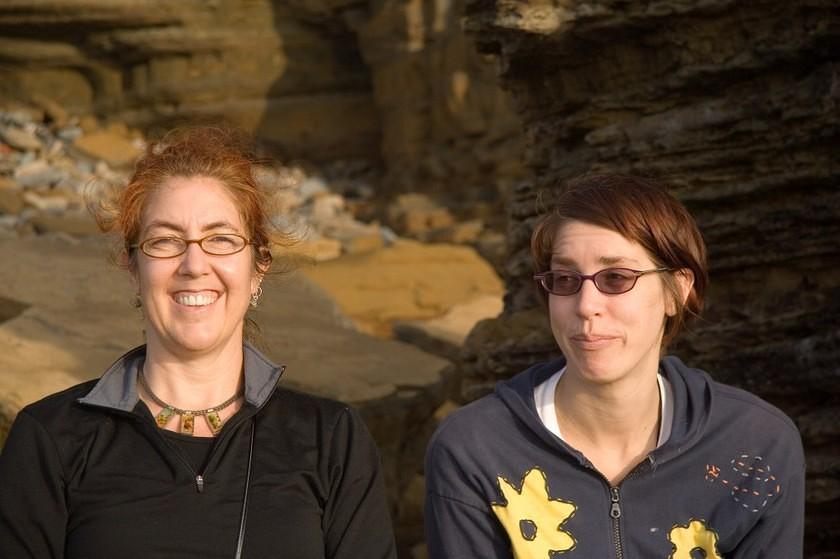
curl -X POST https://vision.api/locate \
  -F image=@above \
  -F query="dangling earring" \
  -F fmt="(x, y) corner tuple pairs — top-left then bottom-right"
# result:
(250, 286), (263, 308)
(132, 293), (142, 308)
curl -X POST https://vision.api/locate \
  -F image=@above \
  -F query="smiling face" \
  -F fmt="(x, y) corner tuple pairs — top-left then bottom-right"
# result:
(548, 220), (675, 386)
(133, 176), (260, 358)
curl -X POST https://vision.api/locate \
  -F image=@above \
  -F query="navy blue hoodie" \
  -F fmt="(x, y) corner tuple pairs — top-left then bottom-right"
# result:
(425, 356), (804, 558)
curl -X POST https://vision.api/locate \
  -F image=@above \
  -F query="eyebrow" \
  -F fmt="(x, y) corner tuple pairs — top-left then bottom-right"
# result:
(143, 220), (240, 236)
(550, 254), (642, 267)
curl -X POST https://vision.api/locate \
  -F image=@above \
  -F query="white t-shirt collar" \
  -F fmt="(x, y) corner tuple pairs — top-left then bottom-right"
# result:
(534, 366), (674, 448)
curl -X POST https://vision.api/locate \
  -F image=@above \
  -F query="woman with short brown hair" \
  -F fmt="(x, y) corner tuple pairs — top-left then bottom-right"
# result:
(425, 174), (804, 558)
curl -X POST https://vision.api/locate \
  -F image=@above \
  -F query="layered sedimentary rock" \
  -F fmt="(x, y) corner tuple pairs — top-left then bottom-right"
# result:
(348, 0), (527, 207)
(460, 1), (840, 556)
(0, 0), (526, 208)
(0, 0), (376, 159)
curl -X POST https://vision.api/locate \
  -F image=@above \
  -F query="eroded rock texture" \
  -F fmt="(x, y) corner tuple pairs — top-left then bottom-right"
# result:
(460, 1), (840, 555)
(0, 1), (377, 158)
(0, 0), (526, 206)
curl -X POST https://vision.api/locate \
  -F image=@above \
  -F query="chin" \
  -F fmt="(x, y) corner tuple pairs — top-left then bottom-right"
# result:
(162, 325), (230, 354)
(575, 364), (622, 385)
(564, 350), (622, 383)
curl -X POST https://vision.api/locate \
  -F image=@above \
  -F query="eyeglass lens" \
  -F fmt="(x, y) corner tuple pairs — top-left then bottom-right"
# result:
(542, 269), (639, 295)
(141, 235), (247, 257)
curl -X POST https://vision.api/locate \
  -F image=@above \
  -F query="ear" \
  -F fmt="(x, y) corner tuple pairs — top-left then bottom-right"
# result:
(251, 258), (268, 293)
(252, 246), (271, 290)
(121, 249), (140, 291)
(666, 268), (694, 317)
(251, 271), (264, 294)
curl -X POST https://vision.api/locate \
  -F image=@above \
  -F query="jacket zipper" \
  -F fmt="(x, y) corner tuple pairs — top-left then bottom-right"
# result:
(148, 422), (216, 493)
(161, 365), (286, 493)
(609, 486), (623, 559)
(170, 397), (270, 493)
(99, 367), (284, 494)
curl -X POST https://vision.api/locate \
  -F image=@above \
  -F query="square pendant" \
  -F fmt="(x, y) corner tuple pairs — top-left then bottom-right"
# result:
(155, 407), (175, 428)
(206, 411), (223, 435)
(180, 413), (195, 434)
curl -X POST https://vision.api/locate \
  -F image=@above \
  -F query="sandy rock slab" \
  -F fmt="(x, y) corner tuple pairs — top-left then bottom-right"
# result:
(393, 294), (503, 361)
(300, 239), (504, 338)
(0, 236), (141, 431)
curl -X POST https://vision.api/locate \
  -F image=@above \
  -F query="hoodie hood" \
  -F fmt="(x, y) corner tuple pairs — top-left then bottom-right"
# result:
(494, 354), (714, 467)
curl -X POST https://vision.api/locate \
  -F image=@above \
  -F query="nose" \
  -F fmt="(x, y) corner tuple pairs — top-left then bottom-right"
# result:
(574, 278), (605, 319)
(177, 241), (211, 277)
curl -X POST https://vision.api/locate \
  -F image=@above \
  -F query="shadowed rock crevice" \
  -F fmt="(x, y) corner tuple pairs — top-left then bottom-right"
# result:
(0, 295), (28, 325)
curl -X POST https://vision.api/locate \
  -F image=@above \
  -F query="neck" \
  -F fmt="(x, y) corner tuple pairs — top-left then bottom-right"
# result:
(142, 335), (245, 410)
(554, 367), (661, 453)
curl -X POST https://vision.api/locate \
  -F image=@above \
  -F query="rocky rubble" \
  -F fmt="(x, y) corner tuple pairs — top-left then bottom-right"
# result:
(0, 103), (139, 238)
(0, 101), (507, 265)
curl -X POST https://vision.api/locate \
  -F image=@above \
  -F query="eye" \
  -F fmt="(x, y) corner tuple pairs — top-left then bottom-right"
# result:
(202, 234), (246, 254)
(147, 237), (182, 248)
(551, 270), (579, 284)
(205, 234), (238, 247)
(599, 268), (636, 288)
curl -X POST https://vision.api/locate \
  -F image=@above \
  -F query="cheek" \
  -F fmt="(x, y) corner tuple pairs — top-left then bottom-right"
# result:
(136, 262), (168, 293)
(217, 259), (256, 294)
(547, 297), (572, 331)
(631, 292), (668, 335)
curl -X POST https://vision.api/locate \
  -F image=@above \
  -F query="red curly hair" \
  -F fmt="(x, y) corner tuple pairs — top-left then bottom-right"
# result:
(93, 125), (290, 273)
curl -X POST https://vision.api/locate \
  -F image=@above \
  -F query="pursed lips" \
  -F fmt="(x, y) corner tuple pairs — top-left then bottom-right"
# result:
(569, 333), (618, 349)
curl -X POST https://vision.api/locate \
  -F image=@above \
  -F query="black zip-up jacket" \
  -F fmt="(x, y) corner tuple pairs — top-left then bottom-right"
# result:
(425, 356), (805, 558)
(0, 343), (397, 559)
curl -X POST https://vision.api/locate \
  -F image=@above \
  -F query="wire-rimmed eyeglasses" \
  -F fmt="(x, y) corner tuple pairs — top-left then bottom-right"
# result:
(131, 234), (251, 259)
(533, 267), (672, 296)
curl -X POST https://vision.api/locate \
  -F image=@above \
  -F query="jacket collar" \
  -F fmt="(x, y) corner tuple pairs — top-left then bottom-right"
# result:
(77, 342), (285, 412)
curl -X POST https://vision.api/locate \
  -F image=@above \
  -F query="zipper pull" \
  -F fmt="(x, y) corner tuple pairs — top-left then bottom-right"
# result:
(196, 474), (205, 493)
(609, 486), (621, 519)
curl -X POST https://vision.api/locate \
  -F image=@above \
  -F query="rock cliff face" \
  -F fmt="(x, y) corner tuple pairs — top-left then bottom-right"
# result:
(0, 0), (526, 208)
(0, 1), (377, 158)
(459, 1), (840, 556)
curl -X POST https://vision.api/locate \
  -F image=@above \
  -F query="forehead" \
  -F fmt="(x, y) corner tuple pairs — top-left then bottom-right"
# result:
(550, 220), (652, 266)
(141, 176), (244, 231)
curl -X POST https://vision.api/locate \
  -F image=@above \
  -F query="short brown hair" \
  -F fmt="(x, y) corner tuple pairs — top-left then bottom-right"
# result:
(531, 174), (708, 347)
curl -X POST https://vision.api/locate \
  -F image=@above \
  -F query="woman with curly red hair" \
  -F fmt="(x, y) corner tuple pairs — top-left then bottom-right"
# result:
(0, 126), (397, 559)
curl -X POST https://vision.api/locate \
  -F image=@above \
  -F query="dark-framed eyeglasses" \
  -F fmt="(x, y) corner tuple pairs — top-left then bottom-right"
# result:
(533, 267), (672, 296)
(131, 234), (251, 259)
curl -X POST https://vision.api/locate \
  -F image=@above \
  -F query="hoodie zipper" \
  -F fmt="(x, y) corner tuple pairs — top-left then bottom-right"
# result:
(585, 456), (654, 559)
